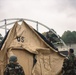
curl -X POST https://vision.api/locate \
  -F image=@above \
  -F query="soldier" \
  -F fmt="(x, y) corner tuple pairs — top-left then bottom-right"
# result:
(62, 48), (76, 75)
(4, 55), (25, 75)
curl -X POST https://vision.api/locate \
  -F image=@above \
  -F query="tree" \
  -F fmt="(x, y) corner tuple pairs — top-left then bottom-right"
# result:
(42, 31), (60, 43)
(72, 31), (76, 43)
(61, 30), (76, 44)
(42, 32), (46, 37)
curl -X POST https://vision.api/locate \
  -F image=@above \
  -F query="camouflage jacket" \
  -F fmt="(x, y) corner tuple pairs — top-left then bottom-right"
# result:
(4, 63), (25, 75)
(62, 54), (76, 75)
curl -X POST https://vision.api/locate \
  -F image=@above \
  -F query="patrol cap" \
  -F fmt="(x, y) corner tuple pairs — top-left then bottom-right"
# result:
(9, 55), (17, 63)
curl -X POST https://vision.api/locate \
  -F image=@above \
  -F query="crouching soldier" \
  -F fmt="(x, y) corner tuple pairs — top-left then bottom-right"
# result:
(4, 55), (25, 75)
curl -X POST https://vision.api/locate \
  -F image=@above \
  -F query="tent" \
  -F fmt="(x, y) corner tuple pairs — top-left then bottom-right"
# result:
(0, 21), (68, 75)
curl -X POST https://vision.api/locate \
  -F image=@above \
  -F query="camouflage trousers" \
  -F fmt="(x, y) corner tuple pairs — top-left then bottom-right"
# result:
(63, 69), (76, 75)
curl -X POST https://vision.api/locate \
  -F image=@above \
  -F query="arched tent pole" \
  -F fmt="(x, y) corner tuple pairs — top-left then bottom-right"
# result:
(0, 18), (67, 49)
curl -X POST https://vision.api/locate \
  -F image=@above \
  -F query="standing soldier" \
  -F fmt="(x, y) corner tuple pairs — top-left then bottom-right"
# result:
(4, 55), (25, 75)
(62, 48), (76, 75)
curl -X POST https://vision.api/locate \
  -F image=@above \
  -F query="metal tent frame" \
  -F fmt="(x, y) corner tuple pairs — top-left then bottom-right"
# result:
(0, 18), (67, 49)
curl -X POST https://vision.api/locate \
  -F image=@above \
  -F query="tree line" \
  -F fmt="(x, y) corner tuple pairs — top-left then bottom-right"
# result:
(42, 30), (76, 44)
(61, 30), (76, 44)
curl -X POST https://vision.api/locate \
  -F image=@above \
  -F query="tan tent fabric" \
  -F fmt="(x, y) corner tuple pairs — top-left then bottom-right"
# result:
(32, 49), (64, 75)
(9, 21), (49, 52)
(0, 21), (65, 75)
(11, 49), (33, 75)
(0, 22), (18, 61)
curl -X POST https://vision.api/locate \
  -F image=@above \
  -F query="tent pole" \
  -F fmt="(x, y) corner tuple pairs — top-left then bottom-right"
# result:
(4, 19), (7, 34)
(36, 21), (38, 31)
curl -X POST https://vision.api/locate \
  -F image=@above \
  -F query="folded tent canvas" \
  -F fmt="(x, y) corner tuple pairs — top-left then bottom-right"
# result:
(0, 21), (67, 75)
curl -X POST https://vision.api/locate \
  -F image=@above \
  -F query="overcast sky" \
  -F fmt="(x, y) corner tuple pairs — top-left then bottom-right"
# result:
(0, 0), (76, 36)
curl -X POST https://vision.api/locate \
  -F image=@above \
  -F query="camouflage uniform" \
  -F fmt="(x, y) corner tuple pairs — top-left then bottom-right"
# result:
(4, 63), (25, 75)
(62, 53), (76, 75)
(4, 56), (25, 75)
